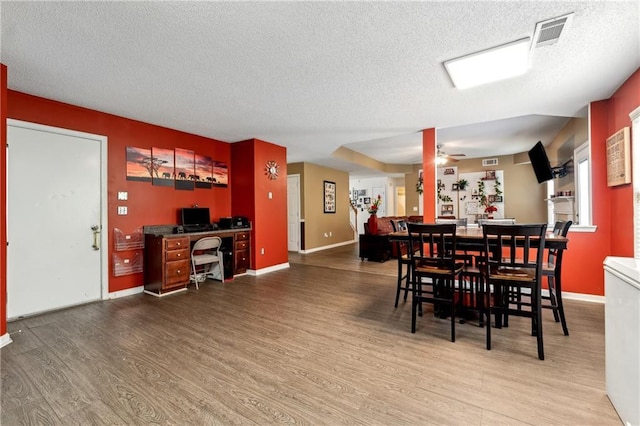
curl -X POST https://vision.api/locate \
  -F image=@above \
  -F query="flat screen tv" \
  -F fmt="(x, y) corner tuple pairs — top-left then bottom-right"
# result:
(528, 141), (554, 184)
(181, 207), (211, 226)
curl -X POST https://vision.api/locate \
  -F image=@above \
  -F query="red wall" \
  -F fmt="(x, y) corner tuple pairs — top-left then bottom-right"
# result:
(1, 64), (7, 338)
(7, 91), (232, 293)
(231, 139), (288, 270)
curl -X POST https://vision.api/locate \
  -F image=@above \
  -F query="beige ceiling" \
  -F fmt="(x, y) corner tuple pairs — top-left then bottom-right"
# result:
(1, 1), (638, 177)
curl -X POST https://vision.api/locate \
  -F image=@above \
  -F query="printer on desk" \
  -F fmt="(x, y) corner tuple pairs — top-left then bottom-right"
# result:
(218, 216), (250, 229)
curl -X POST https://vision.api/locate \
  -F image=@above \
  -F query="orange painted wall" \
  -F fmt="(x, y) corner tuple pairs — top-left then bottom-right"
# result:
(6, 90), (232, 293)
(1, 65), (7, 338)
(231, 139), (288, 270)
(422, 128), (436, 222)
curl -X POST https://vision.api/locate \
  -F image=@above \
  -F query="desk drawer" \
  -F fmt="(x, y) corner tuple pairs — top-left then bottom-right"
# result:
(166, 237), (189, 250)
(236, 232), (250, 241)
(166, 248), (189, 262)
(235, 240), (249, 250)
(165, 260), (189, 285)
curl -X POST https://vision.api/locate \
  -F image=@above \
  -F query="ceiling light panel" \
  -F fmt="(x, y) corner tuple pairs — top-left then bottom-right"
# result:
(444, 38), (531, 89)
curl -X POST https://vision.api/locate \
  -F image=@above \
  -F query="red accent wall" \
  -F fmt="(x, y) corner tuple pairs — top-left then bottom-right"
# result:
(6, 90), (232, 293)
(231, 139), (288, 270)
(608, 69), (640, 257)
(422, 128), (436, 222)
(1, 64), (7, 338)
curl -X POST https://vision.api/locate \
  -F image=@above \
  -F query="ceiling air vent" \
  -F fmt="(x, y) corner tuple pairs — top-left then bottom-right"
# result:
(482, 158), (498, 167)
(532, 13), (574, 48)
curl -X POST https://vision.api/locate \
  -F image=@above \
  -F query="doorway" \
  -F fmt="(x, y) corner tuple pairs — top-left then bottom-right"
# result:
(287, 174), (301, 252)
(7, 120), (108, 318)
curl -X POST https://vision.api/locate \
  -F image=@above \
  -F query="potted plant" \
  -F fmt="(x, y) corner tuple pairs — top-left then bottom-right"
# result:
(456, 178), (469, 191)
(485, 204), (498, 218)
(367, 195), (382, 234)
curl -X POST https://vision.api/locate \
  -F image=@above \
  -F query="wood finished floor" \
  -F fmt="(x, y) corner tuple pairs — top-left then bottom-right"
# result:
(2, 243), (621, 425)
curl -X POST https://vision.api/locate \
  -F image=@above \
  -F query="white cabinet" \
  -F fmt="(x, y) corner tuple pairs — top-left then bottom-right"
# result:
(603, 256), (640, 426)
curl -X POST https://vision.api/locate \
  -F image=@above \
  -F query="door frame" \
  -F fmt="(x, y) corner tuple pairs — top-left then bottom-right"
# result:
(287, 174), (301, 252)
(7, 119), (109, 302)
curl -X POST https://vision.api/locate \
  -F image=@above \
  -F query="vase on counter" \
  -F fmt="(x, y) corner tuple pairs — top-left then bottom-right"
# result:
(367, 214), (378, 235)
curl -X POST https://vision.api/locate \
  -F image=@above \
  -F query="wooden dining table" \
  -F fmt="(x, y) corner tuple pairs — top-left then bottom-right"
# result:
(388, 227), (568, 251)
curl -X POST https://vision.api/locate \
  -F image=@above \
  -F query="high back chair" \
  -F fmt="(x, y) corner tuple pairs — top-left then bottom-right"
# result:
(391, 219), (412, 307)
(542, 220), (572, 335)
(482, 223), (547, 360)
(407, 223), (464, 342)
(190, 236), (224, 289)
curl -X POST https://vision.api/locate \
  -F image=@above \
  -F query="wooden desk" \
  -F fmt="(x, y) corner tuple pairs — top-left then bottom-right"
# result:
(143, 227), (251, 296)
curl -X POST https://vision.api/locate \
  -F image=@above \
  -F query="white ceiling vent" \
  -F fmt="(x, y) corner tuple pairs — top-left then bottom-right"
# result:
(482, 158), (498, 167)
(532, 13), (574, 49)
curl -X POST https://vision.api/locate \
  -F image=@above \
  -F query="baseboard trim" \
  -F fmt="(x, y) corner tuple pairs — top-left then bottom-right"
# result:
(107, 286), (144, 299)
(248, 263), (290, 276)
(0, 333), (13, 348)
(143, 288), (188, 298)
(301, 240), (355, 254)
(540, 289), (604, 303)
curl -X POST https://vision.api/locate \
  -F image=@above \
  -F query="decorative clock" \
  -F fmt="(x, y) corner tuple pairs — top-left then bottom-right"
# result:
(265, 160), (279, 180)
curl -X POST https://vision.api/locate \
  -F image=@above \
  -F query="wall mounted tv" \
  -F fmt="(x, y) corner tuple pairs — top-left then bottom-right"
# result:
(181, 207), (211, 226)
(528, 141), (554, 184)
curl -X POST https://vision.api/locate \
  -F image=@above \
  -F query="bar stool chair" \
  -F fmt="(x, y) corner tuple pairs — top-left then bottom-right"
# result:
(482, 223), (548, 360)
(542, 220), (572, 335)
(391, 219), (411, 307)
(190, 236), (224, 289)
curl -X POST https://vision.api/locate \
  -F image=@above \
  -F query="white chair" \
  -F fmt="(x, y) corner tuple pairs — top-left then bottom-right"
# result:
(190, 237), (224, 289)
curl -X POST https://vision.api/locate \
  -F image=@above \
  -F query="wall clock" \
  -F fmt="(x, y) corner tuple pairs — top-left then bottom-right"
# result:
(265, 160), (279, 180)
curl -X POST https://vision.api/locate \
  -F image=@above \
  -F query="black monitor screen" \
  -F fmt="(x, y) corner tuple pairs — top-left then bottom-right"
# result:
(181, 207), (210, 226)
(528, 141), (554, 184)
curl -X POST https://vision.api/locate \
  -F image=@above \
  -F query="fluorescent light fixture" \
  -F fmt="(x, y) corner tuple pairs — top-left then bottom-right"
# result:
(444, 38), (531, 89)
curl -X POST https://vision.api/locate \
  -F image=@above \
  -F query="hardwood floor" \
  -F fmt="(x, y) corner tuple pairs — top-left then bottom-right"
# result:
(2, 243), (620, 425)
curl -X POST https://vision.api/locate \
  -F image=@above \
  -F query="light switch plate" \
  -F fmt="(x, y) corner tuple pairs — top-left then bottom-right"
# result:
(117, 206), (128, 215)
(117, 191), (128, 200)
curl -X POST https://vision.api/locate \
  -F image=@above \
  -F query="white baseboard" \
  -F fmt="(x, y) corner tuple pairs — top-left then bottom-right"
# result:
(107, 286), (144, 299)
(540, 289), (604, 303)
(143, 288), (188, 298)
(248, 263), (290, 276)
(0, 332), (13, 348)
(301, 240), (355, 254)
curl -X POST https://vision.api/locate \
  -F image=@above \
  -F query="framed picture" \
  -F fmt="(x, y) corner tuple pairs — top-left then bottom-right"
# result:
(324, 180), (336, 213)
(442, 204), (454, 212)
(488, 195), (496, 203)
(494, 195), (503, 203)
(357, 189), (367, 197)
(443, 168), (455, 175)
(363, 197), (371, 204)
(606, 127), (631, 186)
(485, 170), (496, 180)
(352, 190), (358, 200)
(452, 183), (459, 191)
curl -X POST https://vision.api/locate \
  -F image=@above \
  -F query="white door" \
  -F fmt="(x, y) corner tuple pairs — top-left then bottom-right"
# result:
(287, 174), (300, 252)
(7, 120), (107, 319)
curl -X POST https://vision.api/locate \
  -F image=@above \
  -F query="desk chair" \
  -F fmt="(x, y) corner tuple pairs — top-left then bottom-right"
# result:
(542, 220), (572, 335)
(482, 223), (547, 360)
(190, 236), (224, 289)
(407, 223), (464, 342)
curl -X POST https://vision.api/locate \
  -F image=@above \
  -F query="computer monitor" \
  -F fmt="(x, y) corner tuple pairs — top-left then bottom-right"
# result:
(181, 207), (210, 226)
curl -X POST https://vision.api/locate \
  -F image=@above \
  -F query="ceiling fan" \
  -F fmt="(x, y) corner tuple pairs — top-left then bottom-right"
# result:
(437, 145), (466, 163)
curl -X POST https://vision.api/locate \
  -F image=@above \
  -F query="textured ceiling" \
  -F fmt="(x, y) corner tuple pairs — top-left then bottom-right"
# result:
(1, 1), (639, 177)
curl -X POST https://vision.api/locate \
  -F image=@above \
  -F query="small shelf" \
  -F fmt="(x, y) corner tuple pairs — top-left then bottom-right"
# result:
(545, 196), (575, 201)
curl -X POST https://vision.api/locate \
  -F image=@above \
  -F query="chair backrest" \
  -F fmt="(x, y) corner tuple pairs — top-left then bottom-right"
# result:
(552, 220), (572, 237)
(482, 224), (547, 279)
(548, 220), (572, 268)
(392, 219), (407, 232)
(435, 217), (468, 227)
(407, 222), (458, 273)
(191, 236), (222, 253)
(478, 218), (516, 226)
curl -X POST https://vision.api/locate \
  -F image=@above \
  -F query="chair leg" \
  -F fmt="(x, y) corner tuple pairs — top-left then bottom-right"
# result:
(548, 277), (561, 322)
(411, 293), (418, 333)
(534, 290), (545, 360)
(450, 291), (456, 343)
(555, 282), (569, 336)
(403, 266), (411, 302)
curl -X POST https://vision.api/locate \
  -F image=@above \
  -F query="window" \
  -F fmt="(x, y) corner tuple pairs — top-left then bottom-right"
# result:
(574, 141), (592, 227)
